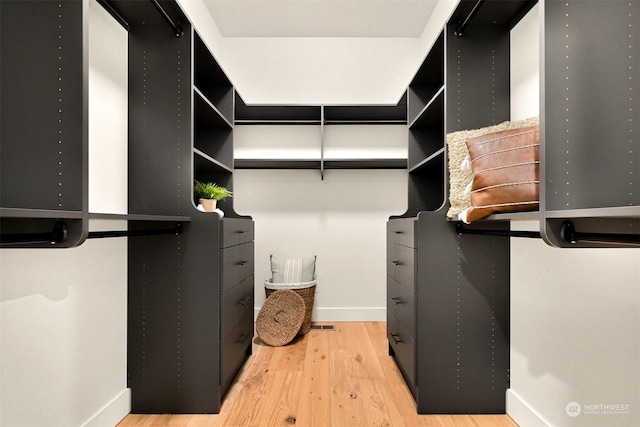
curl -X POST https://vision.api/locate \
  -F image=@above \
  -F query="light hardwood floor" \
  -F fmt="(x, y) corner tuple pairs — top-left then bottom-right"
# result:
(118, 322), (518, 427)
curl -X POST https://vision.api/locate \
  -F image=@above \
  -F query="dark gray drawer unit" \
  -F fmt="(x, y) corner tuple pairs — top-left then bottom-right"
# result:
(219, 219), (254, 399)
(386, 219), (418, 396)
(221, 217), (255, 248)
(220, 274), (254, 394)
(387, 213), (510, 414)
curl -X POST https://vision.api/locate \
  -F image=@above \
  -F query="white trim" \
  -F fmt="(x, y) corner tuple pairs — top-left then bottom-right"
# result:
(255, 306), (386, 322)
(506, 389), (550, 427)
(81, 389), (131, 427)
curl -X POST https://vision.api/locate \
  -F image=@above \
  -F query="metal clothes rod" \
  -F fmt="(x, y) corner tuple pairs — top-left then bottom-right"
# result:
(96, 0), (129, 30)
(454, 0), (485, 37)
(87, 223), (183, 239)
(560, 221), (640, 247)
(0, 222), (183, 246)
(456, 223), (541, 239)
(150, 0), (184, 37)
(0, 222), (68, 246)
(457, 221), (640, 246)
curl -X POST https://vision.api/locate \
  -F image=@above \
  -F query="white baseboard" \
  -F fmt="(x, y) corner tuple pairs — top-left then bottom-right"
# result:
(506, 389), (550, 427)
(82, 388), (131, 427)
(254, 306), (386, 322)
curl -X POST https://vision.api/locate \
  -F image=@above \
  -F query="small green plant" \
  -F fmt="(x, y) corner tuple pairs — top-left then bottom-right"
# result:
(193, 180), (233, 201)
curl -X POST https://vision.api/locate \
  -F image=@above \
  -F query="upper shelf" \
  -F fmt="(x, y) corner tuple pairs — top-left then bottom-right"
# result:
(235, 92), (407, 125)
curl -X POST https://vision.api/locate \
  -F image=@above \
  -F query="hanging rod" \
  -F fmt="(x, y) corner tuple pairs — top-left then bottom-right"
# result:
(0, 222), (183, 246)
(96, 0), (129, 31)
(456, 223), (541, 239)
(560, 221), (640, 247)
(454, 0), (485, 37)
(150, 0), (184, 37)
(457, 221), (640, 246)
(0, 221), (69, 246)
(88, 222), (183, 239)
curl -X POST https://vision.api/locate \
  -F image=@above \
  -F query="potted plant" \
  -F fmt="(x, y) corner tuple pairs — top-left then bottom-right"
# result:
(194, 180), (232, 212)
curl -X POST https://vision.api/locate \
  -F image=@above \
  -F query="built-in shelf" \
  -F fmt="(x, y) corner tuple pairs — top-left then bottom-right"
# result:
(234, 93), (408, 175)
(89, 213), (191, 222)
(194, 148), (233, 173)
(0, 208), (84, 220)
(235, 158), (407, 170)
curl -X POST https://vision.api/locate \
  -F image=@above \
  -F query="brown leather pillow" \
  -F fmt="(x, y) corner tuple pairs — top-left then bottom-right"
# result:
(462, 125), (540, 222)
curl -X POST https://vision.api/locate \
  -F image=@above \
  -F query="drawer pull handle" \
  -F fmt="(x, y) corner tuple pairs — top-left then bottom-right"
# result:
(391, 297), (402, 305)
(237, 296), (251, 306)
(391, 333), (402, 344)
(235, 230), (246, 234)
(393, 231), (403, 234)
(236, 260), (248, 266)
(391, 260), (401, 266)
(237, 332), (250, 345)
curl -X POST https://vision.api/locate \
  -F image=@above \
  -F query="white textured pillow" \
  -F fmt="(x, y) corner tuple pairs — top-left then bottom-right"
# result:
(270, 255), (316, 283)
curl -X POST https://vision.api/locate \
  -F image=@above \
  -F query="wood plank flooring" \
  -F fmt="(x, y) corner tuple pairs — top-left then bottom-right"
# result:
(117, 322), (518, 427)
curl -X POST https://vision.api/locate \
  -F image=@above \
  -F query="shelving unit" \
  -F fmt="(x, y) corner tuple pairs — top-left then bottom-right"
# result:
(388, 0), (534, 414)
(234, 93), (408, 178)
(388, 0), (639, 415)
(0, 0), (256, 413)
(98, 0), (254, 413)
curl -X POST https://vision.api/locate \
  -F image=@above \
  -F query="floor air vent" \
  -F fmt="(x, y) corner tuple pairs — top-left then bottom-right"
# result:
(310, 324), (335, 330)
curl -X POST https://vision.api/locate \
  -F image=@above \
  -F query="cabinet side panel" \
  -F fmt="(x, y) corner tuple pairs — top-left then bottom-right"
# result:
(128, 220), (222, 413)
(417, 212), (510, 414)
(1, 0), (85, 211)
(543, 0), (640, 211)
(127, 18), (192, 216)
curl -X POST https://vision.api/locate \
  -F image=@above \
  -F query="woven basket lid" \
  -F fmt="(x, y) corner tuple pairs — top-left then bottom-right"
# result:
(256, 289), (305, 347)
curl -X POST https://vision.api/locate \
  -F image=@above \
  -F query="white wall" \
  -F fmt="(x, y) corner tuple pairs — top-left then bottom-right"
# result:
(233, 123), (408, 320)
(0, 1), (130, 426)
(508, 5), (640, 427)
(234, 168), (407, 321)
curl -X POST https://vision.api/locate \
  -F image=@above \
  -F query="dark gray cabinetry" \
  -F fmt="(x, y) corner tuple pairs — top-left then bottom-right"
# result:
(0, 0), (88, 247)
(93, 0), (253, 413)
(388, 0), (530, 414)
(541, 0), (640, 247)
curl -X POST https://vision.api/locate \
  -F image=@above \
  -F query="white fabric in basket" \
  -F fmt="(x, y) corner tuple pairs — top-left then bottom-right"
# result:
(270, 255), (316, 283)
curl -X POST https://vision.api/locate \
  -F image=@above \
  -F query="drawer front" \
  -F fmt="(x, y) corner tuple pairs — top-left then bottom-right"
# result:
(387, 218), (417, 248)
(220, 313), (253, 394)
(387, 310), (416, 386)
(221, 275), (254, 340)
(221, 242), (254, 293)
(387, 242), (416, 293)
(221, 218), (254, 248)
(387, 276), (415, 340)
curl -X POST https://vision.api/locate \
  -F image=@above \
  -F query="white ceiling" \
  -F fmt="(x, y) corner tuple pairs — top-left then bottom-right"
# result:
(202, 0), (439, 38)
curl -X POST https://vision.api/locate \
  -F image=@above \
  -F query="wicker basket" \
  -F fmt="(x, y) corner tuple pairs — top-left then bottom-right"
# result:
(264, 279), (316, 335)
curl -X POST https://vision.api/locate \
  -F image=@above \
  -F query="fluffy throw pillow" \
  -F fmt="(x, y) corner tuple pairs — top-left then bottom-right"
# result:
(460, 125), (540, 223)
(270, 255), (316, 283)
